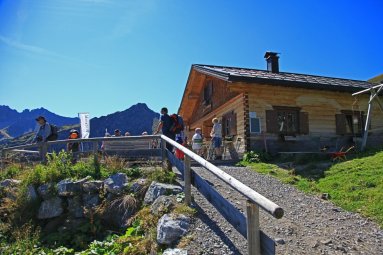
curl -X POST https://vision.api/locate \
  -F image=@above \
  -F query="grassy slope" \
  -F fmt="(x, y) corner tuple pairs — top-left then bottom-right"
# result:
(316, 152), (383, 225)
(368, 73), (383, 84)
(244, 151), (383, 227)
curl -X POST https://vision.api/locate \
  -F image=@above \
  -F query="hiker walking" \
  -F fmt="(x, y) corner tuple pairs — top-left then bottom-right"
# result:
(155, 107), (175, 151)
(32, 116), (57, 143)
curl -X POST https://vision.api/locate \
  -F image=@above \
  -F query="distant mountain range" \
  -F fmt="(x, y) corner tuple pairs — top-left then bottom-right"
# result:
(90, 103), (159, 137)
(0, 103), (160, 147)
(0, 106), (79, 139)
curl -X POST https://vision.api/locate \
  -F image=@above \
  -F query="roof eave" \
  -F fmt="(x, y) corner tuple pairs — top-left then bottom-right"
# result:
(228, 75), (368, 93)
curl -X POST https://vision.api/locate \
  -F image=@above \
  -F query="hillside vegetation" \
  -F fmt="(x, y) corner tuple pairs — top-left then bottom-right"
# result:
(241, 150), (383, 227)
(0, 153), (193, 254)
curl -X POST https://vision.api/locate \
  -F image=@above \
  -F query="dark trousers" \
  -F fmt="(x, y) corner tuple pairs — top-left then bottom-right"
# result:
(163, 132), (175, 152)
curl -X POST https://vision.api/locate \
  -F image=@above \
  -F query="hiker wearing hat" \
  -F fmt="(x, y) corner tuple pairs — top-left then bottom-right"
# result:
(32, 116), (53, 143)
(113, 129), (122, 137)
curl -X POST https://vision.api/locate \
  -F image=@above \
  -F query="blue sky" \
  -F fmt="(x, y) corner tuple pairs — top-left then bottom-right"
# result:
(0, 0), (382, 118)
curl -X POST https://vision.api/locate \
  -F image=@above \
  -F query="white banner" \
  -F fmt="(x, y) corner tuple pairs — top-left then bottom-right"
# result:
(78, 112), (90, 138)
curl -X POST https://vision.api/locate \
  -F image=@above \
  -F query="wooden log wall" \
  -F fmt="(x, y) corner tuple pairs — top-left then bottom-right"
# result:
(188, 94), (246, 154)
(230, 82), (383, 151)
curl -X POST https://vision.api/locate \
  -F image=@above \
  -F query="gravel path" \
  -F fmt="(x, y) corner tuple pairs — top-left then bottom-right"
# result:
(182, 165), (383, 255)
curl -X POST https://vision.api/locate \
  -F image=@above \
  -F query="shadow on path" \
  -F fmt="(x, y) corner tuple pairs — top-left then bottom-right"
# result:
(193, 202), (245, 255)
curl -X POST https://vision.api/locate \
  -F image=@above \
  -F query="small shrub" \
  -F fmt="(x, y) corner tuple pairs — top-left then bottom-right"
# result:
(173, 204), (197, 217)
(149, 169), (176, 184)
(243, 151), (272, 163)
(0, 164), (24, 181)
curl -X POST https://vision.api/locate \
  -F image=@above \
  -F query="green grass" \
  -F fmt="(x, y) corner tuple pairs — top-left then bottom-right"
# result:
(316, 152), (383, 225)
(242, 150), (383, 227)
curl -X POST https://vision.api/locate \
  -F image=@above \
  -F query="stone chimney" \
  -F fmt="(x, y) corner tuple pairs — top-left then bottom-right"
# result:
(264, 52), (279, 73)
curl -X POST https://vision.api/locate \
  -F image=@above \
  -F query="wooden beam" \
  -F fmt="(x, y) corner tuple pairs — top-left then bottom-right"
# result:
(161, 135), (284, 219)
(184, 155), (191, 205)
(361, 93), (374, 151)
(247, 200), (261, 255)
(352, 83), (383, 96)
(166, 149), (276, 255)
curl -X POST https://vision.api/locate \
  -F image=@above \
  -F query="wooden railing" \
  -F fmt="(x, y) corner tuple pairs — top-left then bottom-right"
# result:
(1, 135), (284, 255)
(161, 135), (283, 255)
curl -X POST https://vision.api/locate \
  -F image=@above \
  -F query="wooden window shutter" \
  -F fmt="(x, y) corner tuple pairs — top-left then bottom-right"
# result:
(299, 112), (309, 135)
(266, 110), (278, 133)
(229, 112), (237, 135)
(335, 114), (346, 135)
(222, 115), (227, 136)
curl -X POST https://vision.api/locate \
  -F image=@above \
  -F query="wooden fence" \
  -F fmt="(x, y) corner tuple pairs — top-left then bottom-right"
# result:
(1, 135), (284, 255)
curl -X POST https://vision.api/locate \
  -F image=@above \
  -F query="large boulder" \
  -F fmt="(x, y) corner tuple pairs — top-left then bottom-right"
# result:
(130, 178), (147, 193)
(157, 214), (191, 245)
(37, 183), (55, 200)
(26, 185), (38, 202)
(151, 195), (177, 216)
(163, 248), (188, 255)
(144, 182), (183, 205)
(82, 194), (100, 208)
(57, 177), (90, 197)
(67, 196), (84, 218)
(37, 197), (64, 219)
(83, 180), (103, 194)
(104, 173), (129, 195)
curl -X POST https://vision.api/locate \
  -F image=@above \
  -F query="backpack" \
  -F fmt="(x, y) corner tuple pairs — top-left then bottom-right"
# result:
(47, 124), (58, 141)
(169, 114), (184, 134)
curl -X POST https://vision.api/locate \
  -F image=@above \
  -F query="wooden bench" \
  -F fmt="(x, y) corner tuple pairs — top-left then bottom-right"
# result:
(102, 139), (161, 159)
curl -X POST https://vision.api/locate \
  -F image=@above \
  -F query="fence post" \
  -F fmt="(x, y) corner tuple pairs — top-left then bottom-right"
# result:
(184, 155), (191, 205)
(247, 200), (261, 255)
(0, 150), (6, 169)
(41, 143), (48, 163)
(161, 138), (168, 170)
(93, 141), (98, 161)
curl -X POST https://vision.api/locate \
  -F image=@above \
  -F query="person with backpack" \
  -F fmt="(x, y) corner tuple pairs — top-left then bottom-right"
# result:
(67, 129), (80, 153)
(155, 107), (175, 151)
(67, 129), (80, 163)
(32, 116), (58, 143)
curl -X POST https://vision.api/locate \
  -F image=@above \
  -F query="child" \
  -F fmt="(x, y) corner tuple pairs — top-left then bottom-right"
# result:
(192, 128), (203, 156)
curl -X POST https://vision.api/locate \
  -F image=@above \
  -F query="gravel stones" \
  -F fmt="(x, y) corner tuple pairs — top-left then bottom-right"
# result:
(183, 165), (383, 254)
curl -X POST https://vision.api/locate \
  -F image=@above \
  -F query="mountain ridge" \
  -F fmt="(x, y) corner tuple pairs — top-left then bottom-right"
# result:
(0, 103), (160, 146)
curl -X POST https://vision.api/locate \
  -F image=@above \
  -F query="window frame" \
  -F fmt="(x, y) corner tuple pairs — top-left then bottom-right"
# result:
(249, 112), (261, 134)
(203, 80), (213, 106)
(266, 106), (309, 136)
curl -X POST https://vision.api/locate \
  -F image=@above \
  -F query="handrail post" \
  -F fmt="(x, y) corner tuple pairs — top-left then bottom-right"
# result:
(247, 200), (261, 255)
(184, 155), (191, 205)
